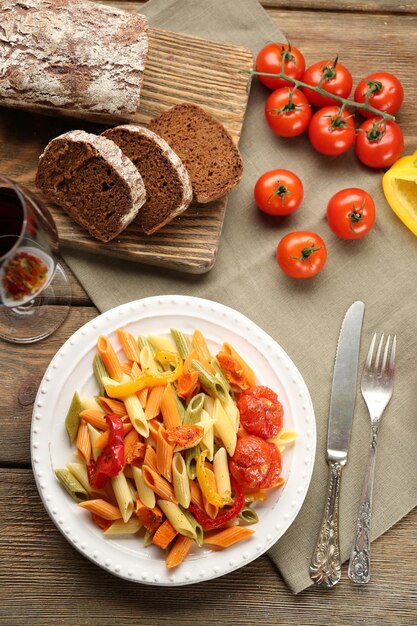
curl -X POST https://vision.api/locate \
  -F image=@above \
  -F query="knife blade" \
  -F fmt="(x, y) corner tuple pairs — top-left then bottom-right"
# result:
(309, 300), (365, 588)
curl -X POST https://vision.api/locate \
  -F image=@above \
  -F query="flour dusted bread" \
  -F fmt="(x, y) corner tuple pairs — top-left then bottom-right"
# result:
(102, 125), (192, 234)
(36, 130), (146, 242)
(148, 103), (243, 203)
(0, 0), (148, 123)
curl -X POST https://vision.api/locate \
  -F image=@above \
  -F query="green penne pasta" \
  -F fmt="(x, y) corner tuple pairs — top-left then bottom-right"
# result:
(183, 392), (205, 425)
(143, 529), (154, 547)
(172, 385), (186, 421)
(170, 328), (193, 359)
(92, 354), (108, 397)
(181, 507), (204, 547)
(185, 444), (200, 480)
(137, 335), (156, 355)
(191, 360), (229, 403)
(211, 358), (231, 393)
(55, 468), (89, 502)
(65, 391), (83, 445)
(239, 506), (259, 525)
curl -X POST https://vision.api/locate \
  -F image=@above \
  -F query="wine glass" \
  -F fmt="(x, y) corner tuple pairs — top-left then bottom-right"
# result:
(0, 175), (71, 343)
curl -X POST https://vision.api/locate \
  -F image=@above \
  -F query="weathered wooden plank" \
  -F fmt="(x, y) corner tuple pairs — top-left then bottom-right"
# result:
(1, 468), (417, 624)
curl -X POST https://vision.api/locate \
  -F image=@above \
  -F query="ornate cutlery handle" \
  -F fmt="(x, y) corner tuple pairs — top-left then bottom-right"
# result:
(348, 421), (379, 584)
(309, 460), (343, 588)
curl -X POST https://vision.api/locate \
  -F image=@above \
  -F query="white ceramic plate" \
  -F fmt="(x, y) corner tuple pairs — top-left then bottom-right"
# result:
(31, 295), (316, 586)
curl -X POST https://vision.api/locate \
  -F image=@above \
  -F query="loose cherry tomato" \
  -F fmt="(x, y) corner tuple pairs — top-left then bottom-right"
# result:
(302, 58), (353, 107)
(254, 169), (304, 216)
(237, 385), (283, 439)
(355, 117), (404, 168)
(326, 188), (376, 239)
(276, 231), (327, 278)
(229, 435), (272, 490)
(308, 106), (355, 156)
(259, 443), (283, 489)
(256, 42), (306, 90)
(354, 72), (404, 118)
(265, 87), (312, 137)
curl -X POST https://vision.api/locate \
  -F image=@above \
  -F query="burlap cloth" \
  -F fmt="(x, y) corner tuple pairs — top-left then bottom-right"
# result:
(62, 0), (417, 593)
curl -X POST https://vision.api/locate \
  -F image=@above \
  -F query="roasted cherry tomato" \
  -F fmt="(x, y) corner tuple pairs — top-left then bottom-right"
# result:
(237, 385), (283, 439)
(265, 87), (312, 137)
(308, 106), (355, 156)
(229, 435), (272, 490)
(354, 72), (404, 118)
(355, 117), (404, 168)
(254, 169), (304, 216)
(259, 443), (283, 489)
(326, 188), (376, 239)
(256, 42), (306, 90)
(302, 58), (353, 108)
(276, 230), (327, 279)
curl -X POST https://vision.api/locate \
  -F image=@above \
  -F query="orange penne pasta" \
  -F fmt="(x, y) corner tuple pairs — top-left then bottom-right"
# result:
(203, 526), (254, 548)
(192, 329), (212, 363)
(152, 518), (177, 550)
(135, 500), (163, 532)
(156, 427), (175, 482)
(130, 361), (148, 407)
(160, 384), (182, 428)
(143, 444), (158, 472)
(79, 499), (122, 520)
(117, 328), (141, 362)
(121, 361), (133, 376)
(98, 397), (126, 417)
(97, 335), (123, 382)
(79, 409), (107, 431)
(145, 385), (166, 420)
(148, 419), (161, 443)
(76, 420), (91, 464)
(141, 465), (178, 504)
(202, 467), (218, 519)
(221, 342), (256, 387)
(189, 477), (204, 509)
(93, 421), (133, 449)
(166, 535), (193, 569)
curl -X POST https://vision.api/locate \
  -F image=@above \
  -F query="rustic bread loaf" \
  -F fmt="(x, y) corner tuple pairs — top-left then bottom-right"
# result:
(0, 0), (148, 123)
(148, 103), (243, 203)
(102, 125), (192, 234)
(36, 130), (146, 242)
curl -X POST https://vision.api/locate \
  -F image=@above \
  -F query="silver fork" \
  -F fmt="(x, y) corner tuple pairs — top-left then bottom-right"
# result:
(348, 333), (396, 584)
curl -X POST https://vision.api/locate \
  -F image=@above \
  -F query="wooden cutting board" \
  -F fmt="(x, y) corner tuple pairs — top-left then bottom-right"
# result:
(0, 27), (253, 274)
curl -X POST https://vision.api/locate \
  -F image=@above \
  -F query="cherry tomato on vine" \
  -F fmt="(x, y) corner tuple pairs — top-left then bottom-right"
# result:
(276, 231), (327, 278)
(265, 87), (312, 137)
(355, 117), (404, 168)
(308, 106), (355, 155)
(354, 72), (404, 118)
(302, 58), (353, 108)
(256, 42), (306, 90)
(326, 188), (376, 239)
(254, 169), (304, 216)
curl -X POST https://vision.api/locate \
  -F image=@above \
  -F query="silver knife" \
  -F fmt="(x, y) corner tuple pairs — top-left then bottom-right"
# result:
(309, 300), (365, 588)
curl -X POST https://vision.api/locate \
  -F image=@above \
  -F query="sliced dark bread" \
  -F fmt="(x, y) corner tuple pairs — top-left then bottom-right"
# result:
(148, 103), (243, 203)
(102, 125), (192, 234)
(35, 130), (146, 242)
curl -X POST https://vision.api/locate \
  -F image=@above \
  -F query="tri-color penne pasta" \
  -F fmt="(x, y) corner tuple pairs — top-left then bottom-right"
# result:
(57, 328), (296, 569)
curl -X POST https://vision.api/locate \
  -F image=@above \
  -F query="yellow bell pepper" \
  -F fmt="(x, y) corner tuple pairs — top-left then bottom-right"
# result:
(382, 150), (417, 236)
(105, 350), (183, 398)
(196, 450), (233, 507)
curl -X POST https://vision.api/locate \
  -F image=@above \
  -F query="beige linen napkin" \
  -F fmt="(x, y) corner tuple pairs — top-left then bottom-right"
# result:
(63, 0), (417, 593)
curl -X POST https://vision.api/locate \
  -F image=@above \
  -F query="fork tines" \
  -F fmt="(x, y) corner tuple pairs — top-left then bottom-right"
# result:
(365, 333), (396, 376)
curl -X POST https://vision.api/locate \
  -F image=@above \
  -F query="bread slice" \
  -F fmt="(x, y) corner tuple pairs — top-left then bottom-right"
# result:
(148, 103), (243, 203)
(102, 125), (192, 234)
(35, 130), (146, 242)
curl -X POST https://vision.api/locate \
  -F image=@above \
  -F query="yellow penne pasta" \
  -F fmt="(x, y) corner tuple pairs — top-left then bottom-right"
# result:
(140, 345), (160, 374)
(213, 447), (231, 498)
(80, 397), (103, 412)
(220, 393), (240, 433)
(131, 466), (155, 509)
(86, 423), (102, 461)
(221, 342), (256, 386)
(97, 335), (123, 382)
(76, 420), (91, 465)
(270, 430), (298, 451)
(199, 408), (214, 461)
(158, 500), (197, 539)
(213, 398), (237, 456)
(156, 427), (174, 482)
(145, 385), (166, 420)
(160, 383), (182, 429)
(172, 452), (191, 508)
(111, 471), (134, 523)
(79, 499), (122, 520)
(148, 334), (177, 354)
(142, 465), (178, 504)
(204, 526), (254, 548)
(117, 328), (141, 362)
(103, 517), (142, 536)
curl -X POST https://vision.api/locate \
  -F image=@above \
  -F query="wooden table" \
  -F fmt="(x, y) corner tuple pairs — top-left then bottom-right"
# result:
(1, 1), (416, 623)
